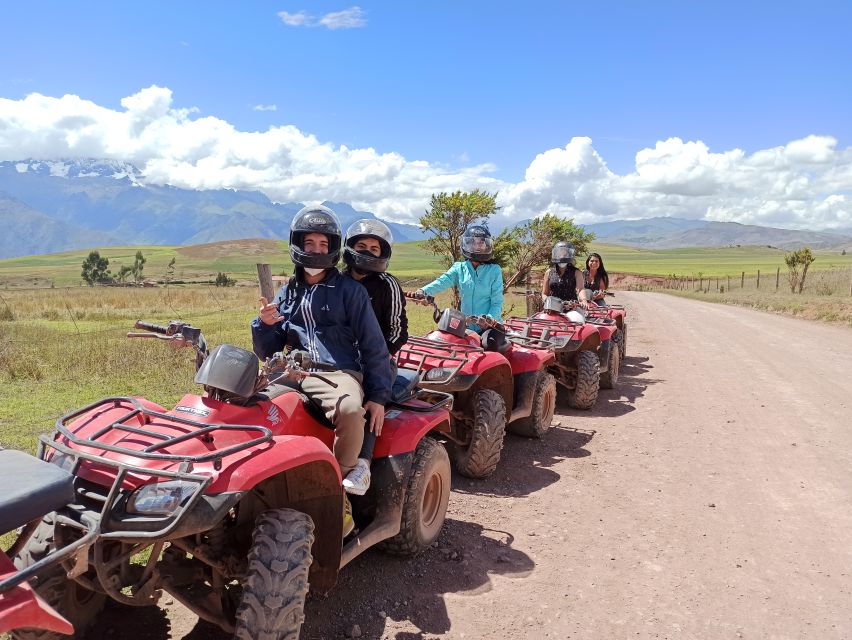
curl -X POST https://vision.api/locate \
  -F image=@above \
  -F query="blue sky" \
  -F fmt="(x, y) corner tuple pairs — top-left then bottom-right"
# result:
(1, 1), (851, 229)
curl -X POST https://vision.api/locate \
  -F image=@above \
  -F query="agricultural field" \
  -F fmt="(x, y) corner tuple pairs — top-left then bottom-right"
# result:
(592, 243), (852, 277)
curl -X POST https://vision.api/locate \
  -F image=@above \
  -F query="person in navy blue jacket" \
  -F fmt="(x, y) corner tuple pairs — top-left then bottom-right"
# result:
(251, 205), (392, 505)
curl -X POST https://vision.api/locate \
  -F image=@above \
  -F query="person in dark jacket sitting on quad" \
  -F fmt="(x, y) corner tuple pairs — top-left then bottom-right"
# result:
(583, 252), (610, 306)
(541, 241), (591, 308)
(340, 218), (409, 495)
(252, 205), (392, 513)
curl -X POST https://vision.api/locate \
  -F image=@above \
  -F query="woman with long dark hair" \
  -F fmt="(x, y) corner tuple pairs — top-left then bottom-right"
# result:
(583, 253), (609, 306)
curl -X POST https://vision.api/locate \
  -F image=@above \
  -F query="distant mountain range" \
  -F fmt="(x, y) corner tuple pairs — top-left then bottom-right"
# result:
(1, 159), (849, 259)
(584, 217), (852, 251)
(0, 159), (428, 258)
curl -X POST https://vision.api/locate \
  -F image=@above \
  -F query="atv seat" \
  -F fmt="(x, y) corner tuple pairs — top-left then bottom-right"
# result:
(0, 449), (74, 533)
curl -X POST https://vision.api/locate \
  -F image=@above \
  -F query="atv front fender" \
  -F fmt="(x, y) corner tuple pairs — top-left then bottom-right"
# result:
(225, 438), (343, 594)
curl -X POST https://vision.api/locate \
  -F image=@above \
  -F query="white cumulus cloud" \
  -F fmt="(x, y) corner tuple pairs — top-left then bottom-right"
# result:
(252, 104), (278, 112)
(277, 6), (366, 29)
(0, 86), (850, 230)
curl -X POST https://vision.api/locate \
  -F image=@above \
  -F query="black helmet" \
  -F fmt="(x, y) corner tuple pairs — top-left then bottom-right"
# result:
(343, 219), (393, 273)
(461, 223), (493, 262)
(551, 241), (575, 266)
(289, 205), (342, 269)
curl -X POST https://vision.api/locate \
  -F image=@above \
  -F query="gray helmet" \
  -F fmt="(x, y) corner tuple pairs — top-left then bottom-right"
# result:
(551, 241), (575, 266)
(461, 223), (493, 262)
(343, 219), (393, 273)
(289, 205), (342, 269)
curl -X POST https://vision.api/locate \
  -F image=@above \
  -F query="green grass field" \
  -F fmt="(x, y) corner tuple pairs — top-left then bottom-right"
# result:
(2, 240), (850, 288)
(588, 243), (852, 277)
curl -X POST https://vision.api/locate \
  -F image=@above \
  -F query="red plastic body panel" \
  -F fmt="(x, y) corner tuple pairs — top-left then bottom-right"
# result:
(503, 345), (555, 374)
(398, 330), (511, 376)
(0, 552), (73, 635)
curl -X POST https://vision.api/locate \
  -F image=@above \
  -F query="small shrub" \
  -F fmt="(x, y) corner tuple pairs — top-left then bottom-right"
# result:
(215, 272), (236, 287)
(0, 305), (14, 321)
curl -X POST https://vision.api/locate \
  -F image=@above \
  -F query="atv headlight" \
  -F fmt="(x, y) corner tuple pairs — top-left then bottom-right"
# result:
(126, 480), (200, 517)
(49, 451), (77, 473)
(548, 335), (569, 348)
(424, 367), (454, 383)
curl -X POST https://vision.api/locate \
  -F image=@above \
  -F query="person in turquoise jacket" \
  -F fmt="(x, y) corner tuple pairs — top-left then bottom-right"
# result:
(417, 223), (504, 332)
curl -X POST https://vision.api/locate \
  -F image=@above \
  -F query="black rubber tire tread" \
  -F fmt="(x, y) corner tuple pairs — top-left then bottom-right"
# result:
(508, 371), (557, 438)
(381, 437), (451, 557)
(11, 516), (106, 640)
(233, 508), (315, 640)
(454, 389), (507, 479)
(600, 341), (620, 390)
(567, 350), (600, 410)
(619, 325), (627, 359)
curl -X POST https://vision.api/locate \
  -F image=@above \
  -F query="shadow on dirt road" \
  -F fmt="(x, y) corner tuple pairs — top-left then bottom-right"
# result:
(86, 518), (535, 640)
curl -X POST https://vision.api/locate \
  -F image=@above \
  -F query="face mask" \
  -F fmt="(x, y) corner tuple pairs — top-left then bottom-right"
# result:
(303, 267), (324, 276)
(557, 262), (569, 268)
(356, 249), (377, 259)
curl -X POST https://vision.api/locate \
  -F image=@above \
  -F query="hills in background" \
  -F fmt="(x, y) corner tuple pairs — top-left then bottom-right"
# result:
(0, 159), (428, 259)
(584, 217), (852, 251)
(0, 159), (850, 259)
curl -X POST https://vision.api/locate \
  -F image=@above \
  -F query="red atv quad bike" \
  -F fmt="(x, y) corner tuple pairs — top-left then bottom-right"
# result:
(0, 449), (76, 637)
(396, 294), (557, 479)
(504, 294), (615, 409)
(0, 320), (454, 640)
(584, 292), (628, 359)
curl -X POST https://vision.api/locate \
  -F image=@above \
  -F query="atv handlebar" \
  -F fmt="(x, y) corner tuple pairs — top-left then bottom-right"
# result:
(263, 349), (340, 388)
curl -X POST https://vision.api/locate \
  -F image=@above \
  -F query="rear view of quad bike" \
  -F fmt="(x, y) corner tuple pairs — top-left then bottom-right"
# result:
(398, 294), (557, 479)
(585, 291), (629, 360)
(1, 320), (455, 640)
(506, 294), (608, 410)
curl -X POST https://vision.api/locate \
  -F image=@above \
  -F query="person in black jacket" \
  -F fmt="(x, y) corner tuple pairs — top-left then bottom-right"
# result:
(252, 205), (392, 512)
(340, 219), (409, 494)
(541, 241), (591, 308)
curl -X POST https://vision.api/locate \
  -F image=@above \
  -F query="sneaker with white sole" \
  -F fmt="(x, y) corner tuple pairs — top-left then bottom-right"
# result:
(342, 458), (371, 496)
(342, 494), (355, 538)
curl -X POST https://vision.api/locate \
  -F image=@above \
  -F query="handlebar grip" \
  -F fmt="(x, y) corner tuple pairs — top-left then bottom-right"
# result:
(134, 320), (169, 335)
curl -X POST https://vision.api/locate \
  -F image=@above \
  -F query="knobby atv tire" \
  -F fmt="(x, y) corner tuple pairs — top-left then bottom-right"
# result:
(381, 437), (451, 556)
(234, 508), (314, 640)
(454, 388), (506, 478)
(11, 515), (106, 640)
(619, 325), (627, 359)
(600, 341), (620, 390)
(508, 371), (557, 438)
(567, 350), (600, 410)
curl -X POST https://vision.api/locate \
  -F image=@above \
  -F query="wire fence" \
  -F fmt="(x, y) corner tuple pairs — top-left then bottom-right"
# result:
(623, 267), (852, 296)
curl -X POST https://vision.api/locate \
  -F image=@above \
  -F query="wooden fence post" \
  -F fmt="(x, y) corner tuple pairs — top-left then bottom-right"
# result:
(757, 269), (760, 289)
(727, 275), (730, 291)
(257, 263), (274, 302)
(741, 271), (745, 288)
(716, 276), (719, 291)
(776, 267), (780, 292)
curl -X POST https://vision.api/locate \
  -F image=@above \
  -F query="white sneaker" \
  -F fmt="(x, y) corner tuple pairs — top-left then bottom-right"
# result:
(343, 458), (371, 496)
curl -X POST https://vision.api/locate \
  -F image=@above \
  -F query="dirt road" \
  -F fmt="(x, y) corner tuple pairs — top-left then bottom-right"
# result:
(93, 292), (852, 639)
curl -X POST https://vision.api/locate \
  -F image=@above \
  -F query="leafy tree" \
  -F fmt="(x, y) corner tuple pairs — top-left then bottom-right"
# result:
(494, 213), (595, 291)
(419, 190), (499, 307)
(81, 251), (112, 286)
(132, 251), (146, 285)
(784, 247), (815, 293)
(115, 265), (134, 283)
